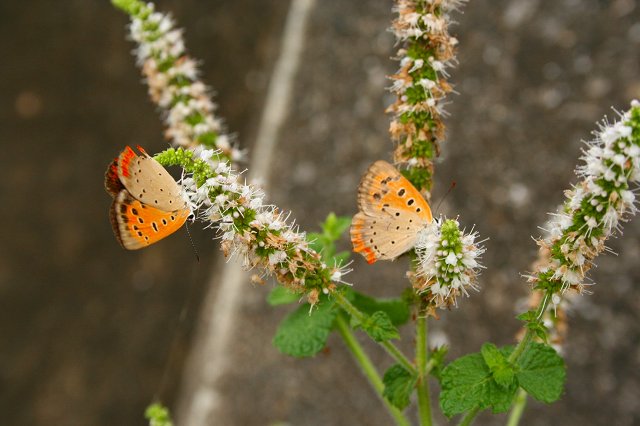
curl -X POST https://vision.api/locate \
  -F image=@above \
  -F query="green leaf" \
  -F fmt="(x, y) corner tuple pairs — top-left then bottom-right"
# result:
(333, 250), (351, 266)
(440, 349), (517, 417)
(267, 286), (300, 306)
(383, 364), (418, 410)
(428, 345), (449, 383)
(350, 290), (410, 326)
(145, 402), (174, 426)
(306, 232), (327, 253)
(515, 342), (566, 403)
(273, 299), (338, 357)
(359, 311), (400, 342)
(322, 213), (351, 241)
(480, 343), (515, 389)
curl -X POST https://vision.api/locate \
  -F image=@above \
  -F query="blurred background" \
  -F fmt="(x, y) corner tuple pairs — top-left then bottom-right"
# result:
(1, 0), (639, 425)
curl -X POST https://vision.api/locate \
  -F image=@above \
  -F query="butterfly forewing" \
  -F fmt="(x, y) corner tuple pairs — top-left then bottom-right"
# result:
(117, 146), (187, 212)
(351, 160), (432, 263)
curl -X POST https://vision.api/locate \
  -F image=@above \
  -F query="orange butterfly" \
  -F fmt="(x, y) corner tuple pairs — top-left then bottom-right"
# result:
(351, 161), (433, 263)
(105, 146), (190, 249)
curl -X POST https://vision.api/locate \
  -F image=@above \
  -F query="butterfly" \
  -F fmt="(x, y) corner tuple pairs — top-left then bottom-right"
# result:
(105, 145), (190, 250)
(351, 161), (433, 264)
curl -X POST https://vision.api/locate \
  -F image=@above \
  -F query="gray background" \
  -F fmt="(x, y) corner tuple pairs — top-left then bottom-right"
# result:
(1, 0), (639, 425)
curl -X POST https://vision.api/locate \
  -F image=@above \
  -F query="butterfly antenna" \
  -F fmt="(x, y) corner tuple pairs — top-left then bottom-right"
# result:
(185, 221), (200, 262)
(434, 181), (457, 216)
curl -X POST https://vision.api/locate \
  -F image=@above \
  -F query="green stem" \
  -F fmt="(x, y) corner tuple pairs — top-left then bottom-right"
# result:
(333, 291), (416, 375)
(508, 291), (551, 363)
(416, 316), (433, 426)
(111, 0), (145, 15)
(335, 314), (411, 426)
(457, 406), (481, 426)
(506, 389), (528, 426)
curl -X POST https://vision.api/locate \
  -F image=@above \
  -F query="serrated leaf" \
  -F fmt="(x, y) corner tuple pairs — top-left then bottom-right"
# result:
(360, 311), (400, 342)
(516, 342), (566, 403)
(440, 349), (517, 417)
(267, 286), (300, 306)
(480, 343), (515, 389)
(383, 364), (418, 410)
(273, 300), (337, 357)
(350, 290), (410, 326)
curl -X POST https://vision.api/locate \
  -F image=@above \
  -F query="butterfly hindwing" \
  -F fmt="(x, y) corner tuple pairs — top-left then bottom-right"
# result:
(110, 190), (190, 250)
(351, 160), (432, 263)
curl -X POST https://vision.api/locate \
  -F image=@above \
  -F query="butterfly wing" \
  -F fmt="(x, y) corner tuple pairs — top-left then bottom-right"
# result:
(351, 161), (432, 264)
(116, 146), (187, 212)
(104, 157), (124, 196)
(110, 189), (190, 250)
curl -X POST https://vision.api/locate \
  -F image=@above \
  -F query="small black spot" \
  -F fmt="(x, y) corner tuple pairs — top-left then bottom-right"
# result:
(133, 225), (138, 230)
(391, 241), (395, 244)
(373, 193), (381, 201)
(139, 194), (143, 198)
(142, 189), (146, 193)
(409, 219), (413, 223)
(383, 203), (389, 207)
(373, 221), (377, 224)
(407, 199), (414, 206)
(120, 205), (127, 213)
(152, 222), (159, 232)
(398, 188), (406, 196)
(138, 217), (144, 224)
(162, 219), (167, 225)
(154, 200), (158, 204)
(416, 208), (421, 213)
(396, 226), (400, 230)
(374, 245), (378, 250)
(137, 231), (143, 237)
(136, 179), (139, 183)
(373, 232), (377, 235)
(140, 204), (147, 209)
(160, 188), (164, 192)
(144, 236), (149, 241)
(131, 208), (138, 216)
(170, 215), (175, 221)
(158, 173), (162, 176)
(369, 239), (374, 243)
(169, 200), (172, 204)
(395, 212), (400, 217)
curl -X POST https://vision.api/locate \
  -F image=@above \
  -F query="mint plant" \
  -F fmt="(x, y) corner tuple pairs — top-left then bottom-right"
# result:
(109, 0), (640, 425)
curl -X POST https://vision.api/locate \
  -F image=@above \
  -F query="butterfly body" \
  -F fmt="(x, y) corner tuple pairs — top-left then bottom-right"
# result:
(351, 161), (432, 263)
(105, 146), (190, 250)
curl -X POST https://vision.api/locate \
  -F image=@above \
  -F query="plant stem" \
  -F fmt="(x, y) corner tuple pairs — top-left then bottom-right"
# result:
(508, 290), (551, 363)
(416, 316), (433, 426)
(506, 389), (528, 426)
(333, 291), (416, 374)
(335, 314), (411, 426)
(457, 406), (481, 426)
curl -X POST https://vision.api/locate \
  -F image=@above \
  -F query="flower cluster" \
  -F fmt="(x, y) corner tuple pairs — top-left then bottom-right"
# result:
(410, 218), (484, 314)
(530, 101), (640, 297)
(156, 148), (348, 305)
(388, 0), (464, 195)
(123, 1), (241, 160)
